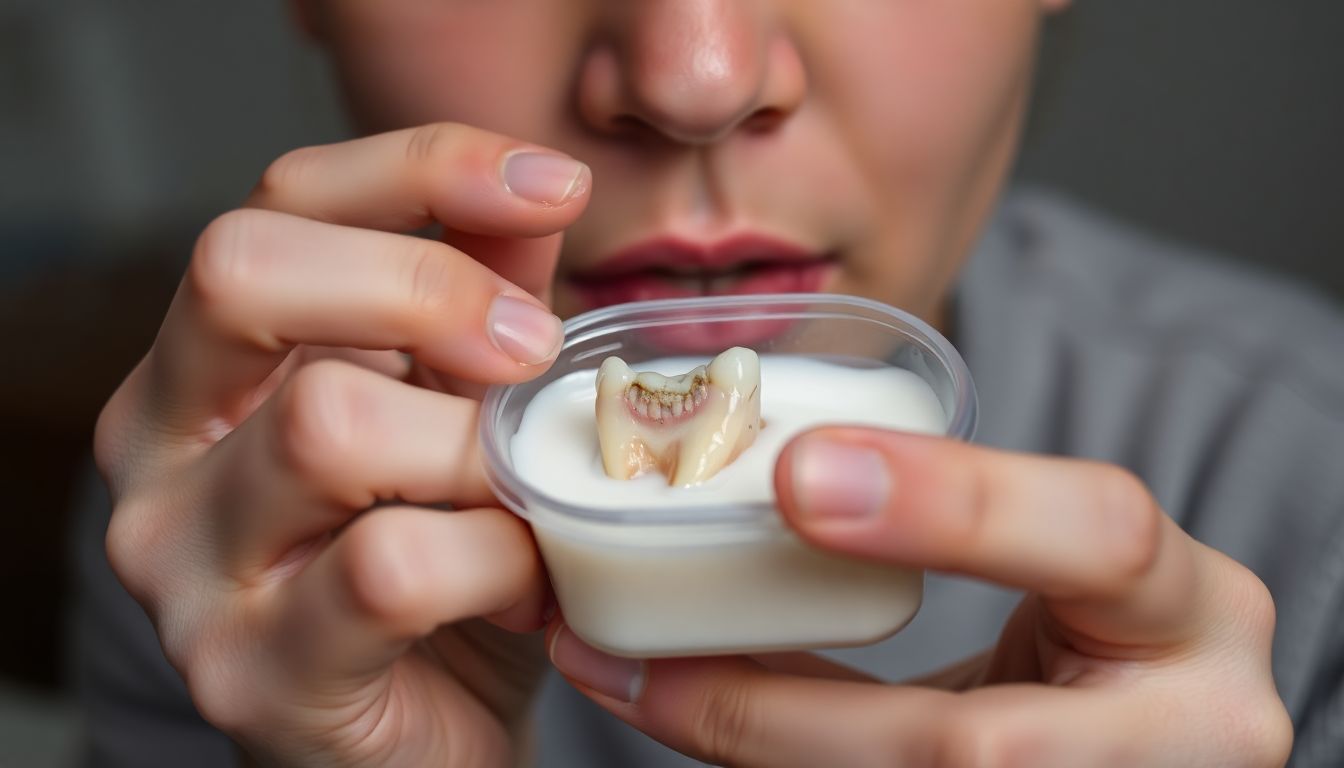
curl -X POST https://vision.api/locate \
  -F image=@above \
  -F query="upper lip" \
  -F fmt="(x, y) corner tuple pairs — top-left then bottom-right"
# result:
(573, 234), (827, 280)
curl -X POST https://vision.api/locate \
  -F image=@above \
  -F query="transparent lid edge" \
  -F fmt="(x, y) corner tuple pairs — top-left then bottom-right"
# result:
(479, 292), (976, 529)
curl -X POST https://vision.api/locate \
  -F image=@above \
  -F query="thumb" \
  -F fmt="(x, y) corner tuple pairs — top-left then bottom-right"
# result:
(544, 621), (950, 768)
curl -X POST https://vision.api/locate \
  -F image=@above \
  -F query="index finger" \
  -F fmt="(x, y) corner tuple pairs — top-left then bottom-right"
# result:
(774, 429), (1210, 649)
(245, 123), (592, 236)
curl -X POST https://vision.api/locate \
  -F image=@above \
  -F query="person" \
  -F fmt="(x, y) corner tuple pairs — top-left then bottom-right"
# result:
(78, 1), (1344, 766)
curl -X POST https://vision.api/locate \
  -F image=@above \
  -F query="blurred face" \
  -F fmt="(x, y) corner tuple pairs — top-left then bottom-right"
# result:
(298, 0), (1059, 326)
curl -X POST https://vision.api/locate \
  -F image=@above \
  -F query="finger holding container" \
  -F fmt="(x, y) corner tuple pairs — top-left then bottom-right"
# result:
(92, 124), (593, 766)
(478, 292), (977, 658)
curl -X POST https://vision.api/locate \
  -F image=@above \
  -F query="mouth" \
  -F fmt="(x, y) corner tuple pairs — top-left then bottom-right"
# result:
(567, 234), (836, 308)
(565, 234), (835, 353)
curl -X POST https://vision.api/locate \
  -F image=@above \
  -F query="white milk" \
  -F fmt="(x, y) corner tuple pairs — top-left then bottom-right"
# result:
(509, 355), (948, 658)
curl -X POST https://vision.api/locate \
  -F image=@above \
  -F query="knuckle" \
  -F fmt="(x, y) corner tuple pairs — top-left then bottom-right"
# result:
(92, 402), (123, 488)
(1219, 690), (1294, 768)
(405, 122), (467, 164)
(1247, 700), (1295, 768)
(274, 361), (362, 489)
(189, 209), (262, 315)
(931, 706), (1050, 768)
(338, 513), (423, 629)
(400, 240), (464, 324)
(933, 709), (996, 768)
(1230, 564), (1279, 648)
(257, 145), (324, 201)
(688, 677), (757, 767)
(942, 458), (990, 560)
(179, 641), (252, 735)
(104, 495), (159, 602)
(1098, 465), (1163, 588)
(93, 381), (139, 498)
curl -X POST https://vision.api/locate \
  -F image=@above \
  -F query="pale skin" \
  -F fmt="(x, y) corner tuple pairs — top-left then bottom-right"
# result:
(95, 1), (1292, 766)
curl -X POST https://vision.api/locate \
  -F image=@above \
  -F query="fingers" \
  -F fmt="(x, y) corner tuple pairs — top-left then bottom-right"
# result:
(149, 208), (564, 431)
(773, 429), (1204, 648)
(545, 626), (1150, 768)
(199, 359), (495, 574)
(274, 506), (545, 682)
(748, 651), (877, 684)
(441, 229), (564, 305)
(548, 629), (1290, 768)
(245, 123), (591, 237)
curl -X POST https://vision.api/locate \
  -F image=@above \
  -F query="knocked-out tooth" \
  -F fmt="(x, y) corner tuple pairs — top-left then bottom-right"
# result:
(595, 347), (763, 486)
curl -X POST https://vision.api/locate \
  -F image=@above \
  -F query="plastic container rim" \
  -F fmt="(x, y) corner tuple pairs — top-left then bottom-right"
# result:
(479, 292), (977, 529)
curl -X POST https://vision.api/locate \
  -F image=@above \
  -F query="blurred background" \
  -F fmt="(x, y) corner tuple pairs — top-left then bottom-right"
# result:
(0, 2), (1340, 764)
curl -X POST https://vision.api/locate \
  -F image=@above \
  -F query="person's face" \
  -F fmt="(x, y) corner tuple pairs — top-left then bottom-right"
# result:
(296, 0), (1064, 325)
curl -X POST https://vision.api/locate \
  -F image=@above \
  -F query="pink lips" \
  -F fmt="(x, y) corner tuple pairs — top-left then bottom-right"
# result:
(569, 234), (834, 352)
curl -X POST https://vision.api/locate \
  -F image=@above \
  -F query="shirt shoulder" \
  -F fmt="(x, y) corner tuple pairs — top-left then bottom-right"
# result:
(959, 187), (1344, 746)
(999, 186), (1344, 408)
(961, 186), (1344, 456)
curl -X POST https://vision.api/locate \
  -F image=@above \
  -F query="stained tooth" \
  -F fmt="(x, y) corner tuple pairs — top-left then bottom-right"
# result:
(594, 348), (762, 486)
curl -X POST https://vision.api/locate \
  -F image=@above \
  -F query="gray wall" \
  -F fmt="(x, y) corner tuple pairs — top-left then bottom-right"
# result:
(1019, 1), (1344, 296)
(1, 1), (1340, 295)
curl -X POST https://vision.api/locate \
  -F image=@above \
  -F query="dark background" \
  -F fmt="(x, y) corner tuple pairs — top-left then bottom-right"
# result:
(0, 2), (1340, 763)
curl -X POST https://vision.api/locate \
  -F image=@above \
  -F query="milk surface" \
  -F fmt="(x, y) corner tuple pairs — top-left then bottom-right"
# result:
(512, 355), (947, 508)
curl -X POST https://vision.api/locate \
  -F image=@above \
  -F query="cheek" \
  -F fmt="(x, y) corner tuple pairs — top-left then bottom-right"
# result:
(817, 3), (1039, 194)
(805, 3), (1040, 307)
(324, 3), (579, 140)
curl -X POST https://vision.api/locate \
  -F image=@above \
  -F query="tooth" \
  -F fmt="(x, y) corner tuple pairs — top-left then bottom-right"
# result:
(595, 347), (762, 486)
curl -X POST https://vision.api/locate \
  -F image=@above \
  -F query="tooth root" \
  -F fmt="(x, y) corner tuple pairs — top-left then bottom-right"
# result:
(671, 347), (761, 486)
(594, 348), (762, 486)
(596, 357), (646, 480)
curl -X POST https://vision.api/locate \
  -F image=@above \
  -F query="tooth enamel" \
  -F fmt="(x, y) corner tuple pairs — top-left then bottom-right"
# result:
(595, 347), (763, 486)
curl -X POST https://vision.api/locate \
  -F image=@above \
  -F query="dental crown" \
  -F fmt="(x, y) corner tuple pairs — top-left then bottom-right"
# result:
(595, 347), (763, 486)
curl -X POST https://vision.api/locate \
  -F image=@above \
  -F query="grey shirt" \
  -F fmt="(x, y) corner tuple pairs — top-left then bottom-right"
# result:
(72, 188), (1344, 766)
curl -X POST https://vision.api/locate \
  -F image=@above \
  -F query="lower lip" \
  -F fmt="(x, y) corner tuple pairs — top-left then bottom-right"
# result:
(569, 262), (833, 352)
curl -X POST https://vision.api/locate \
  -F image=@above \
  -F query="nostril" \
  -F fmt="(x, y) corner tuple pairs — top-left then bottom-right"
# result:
(608, 114), (650, 138)
(742, 107), (787, 134)
(575, 11), (806, 147)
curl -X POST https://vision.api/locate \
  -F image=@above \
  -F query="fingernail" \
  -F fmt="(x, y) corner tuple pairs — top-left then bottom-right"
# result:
(502, 151), (588, 206)
(549, 624), (645, 703)
(791, 437), (890, 521)
(487, 295), (563, 365)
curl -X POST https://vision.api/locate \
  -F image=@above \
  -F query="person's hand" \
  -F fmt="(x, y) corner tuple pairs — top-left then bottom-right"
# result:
(95, 124), (591, 766)
(545, 428), (1294, 767)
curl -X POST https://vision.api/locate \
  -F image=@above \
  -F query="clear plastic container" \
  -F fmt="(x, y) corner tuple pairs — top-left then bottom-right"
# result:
(480, 293), (977, 658)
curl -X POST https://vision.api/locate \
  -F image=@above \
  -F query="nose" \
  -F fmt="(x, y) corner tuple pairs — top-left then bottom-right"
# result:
(578, 0), (806, 145)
